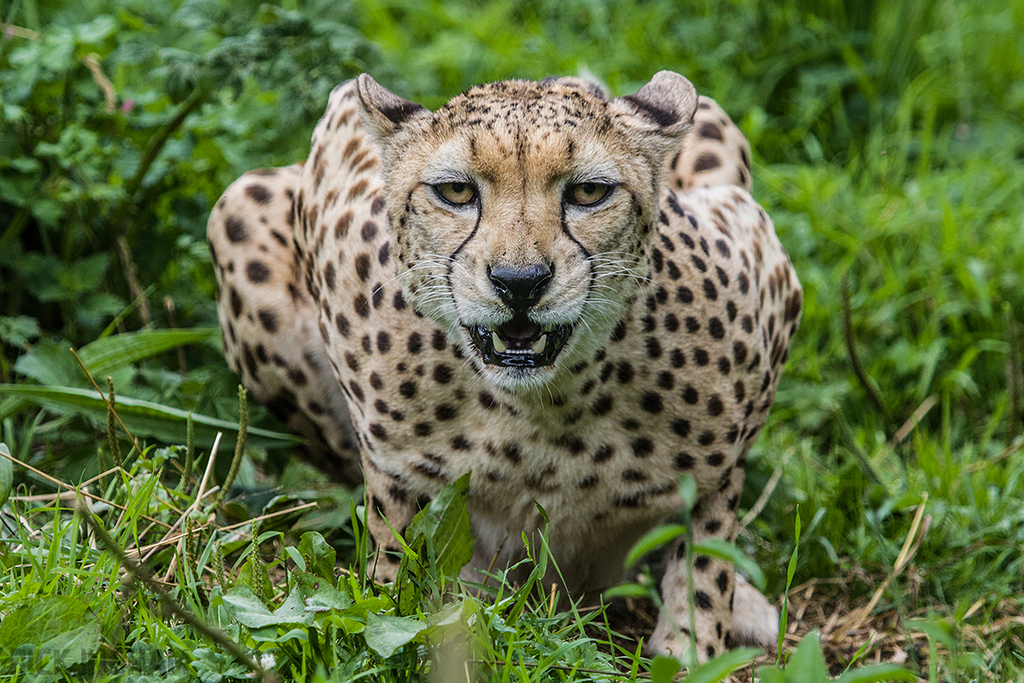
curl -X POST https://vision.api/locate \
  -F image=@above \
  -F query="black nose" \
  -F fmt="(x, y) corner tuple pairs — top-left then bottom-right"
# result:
(488, 263), (553, 311)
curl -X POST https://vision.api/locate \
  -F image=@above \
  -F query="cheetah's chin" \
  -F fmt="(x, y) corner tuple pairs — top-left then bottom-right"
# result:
(465, 318), (572, 369)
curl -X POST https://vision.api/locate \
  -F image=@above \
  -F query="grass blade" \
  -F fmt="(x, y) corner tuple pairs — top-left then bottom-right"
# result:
(0, 384), (301, 448)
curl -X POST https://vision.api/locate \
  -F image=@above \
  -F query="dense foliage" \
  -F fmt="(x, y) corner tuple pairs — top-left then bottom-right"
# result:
(1, 0), (1022, 680)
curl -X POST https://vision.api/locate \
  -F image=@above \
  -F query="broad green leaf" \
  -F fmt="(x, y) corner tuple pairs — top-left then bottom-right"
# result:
(649, 654), (682, 683)
(271, 587), (315, 625)
(336, 595), (391, 623)
(834, 664), (916, 683)
(404, 473), (474, 577)
(755, 666), (786, 683)
(424, 600), (467, 629)
(691, 538), (766, 591)
(783, 631), (828, 681)
(363, 612), (426, 657)
(12, 329), (216, 388)
(0, 384), (302, 449)
(13, 339), (87, 386)
(0, 315), (40, 348)
(0, 443), (12, 508)
(77, 328), (218, 376)
(221, 585), (312, 628)
(294, 571), (352, 613)
(221, 586), (276, 628)
(274, 627), (309, 644)
(685, 647), (759, 683)
(298, 531), (337, 584)
(0, 595), (101, 667)
(624, 523), (686, 569)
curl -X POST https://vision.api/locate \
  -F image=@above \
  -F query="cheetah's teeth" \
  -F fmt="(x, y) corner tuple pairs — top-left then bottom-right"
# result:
(532, 335), (547, 354)
(492, 332), (507, 353)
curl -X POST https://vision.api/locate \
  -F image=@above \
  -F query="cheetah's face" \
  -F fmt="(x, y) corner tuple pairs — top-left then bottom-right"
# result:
(356, 73), (697, 391)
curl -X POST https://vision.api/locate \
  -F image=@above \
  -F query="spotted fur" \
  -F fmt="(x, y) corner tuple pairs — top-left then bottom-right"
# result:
(208, 72), (801, 663)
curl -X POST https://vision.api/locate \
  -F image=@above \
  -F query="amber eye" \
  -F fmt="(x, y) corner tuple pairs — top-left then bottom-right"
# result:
(568, 182), (612, 206)
(434, 182), (478, 206)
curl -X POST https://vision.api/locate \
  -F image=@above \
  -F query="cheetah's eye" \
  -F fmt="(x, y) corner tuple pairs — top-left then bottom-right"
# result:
(433, 182), (478, 206)
(566, 182), (612, 207)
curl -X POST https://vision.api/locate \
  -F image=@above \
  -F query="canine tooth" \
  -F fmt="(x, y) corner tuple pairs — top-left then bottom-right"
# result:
(492, 332), (507, 353)
(532, 334), (547, 354)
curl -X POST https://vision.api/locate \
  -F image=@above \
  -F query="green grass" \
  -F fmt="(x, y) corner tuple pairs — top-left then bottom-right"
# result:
(2, 0), (1023, 680)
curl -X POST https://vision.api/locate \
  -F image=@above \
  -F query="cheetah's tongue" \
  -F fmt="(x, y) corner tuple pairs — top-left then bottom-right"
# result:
(494, 315), (543, 352)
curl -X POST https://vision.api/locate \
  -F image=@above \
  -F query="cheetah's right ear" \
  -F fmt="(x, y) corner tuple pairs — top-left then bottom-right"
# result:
(615, 71), (698, 137)
(356, 74), (429, 142)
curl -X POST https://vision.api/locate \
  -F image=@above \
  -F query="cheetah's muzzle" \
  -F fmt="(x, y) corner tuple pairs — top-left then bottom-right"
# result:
(467, 316), (572, 368)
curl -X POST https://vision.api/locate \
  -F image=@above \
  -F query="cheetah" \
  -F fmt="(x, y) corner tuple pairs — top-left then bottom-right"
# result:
(208, 71), (801, 662)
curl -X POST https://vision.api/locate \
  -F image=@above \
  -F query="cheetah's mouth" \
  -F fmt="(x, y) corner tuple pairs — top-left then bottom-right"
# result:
(466, 316), (572, 368)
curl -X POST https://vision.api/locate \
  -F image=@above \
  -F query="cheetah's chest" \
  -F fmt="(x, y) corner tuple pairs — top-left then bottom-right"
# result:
(346, 311), (745, 528)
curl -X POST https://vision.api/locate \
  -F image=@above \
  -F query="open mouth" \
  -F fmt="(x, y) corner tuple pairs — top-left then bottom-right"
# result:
(466, 316), (572, 368)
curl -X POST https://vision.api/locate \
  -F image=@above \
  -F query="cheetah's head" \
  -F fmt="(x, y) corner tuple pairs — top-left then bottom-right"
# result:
(356, 72), (697, 392)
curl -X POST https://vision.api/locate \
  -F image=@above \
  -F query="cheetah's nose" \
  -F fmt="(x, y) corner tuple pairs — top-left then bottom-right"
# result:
(487, 263), (553, 312)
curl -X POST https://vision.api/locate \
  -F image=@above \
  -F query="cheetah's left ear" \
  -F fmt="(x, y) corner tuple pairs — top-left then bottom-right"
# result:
(614, 71), (698, 137)
(356, 74), (429, 142)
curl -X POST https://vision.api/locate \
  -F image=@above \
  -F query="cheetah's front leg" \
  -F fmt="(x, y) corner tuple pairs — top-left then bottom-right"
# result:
(362, 464), (428, 582)
(648, 462), (777, 662)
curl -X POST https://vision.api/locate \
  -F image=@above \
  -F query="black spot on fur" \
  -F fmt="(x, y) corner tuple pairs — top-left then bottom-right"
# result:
(592, 394), (614, 416)
(631, 437), (654, 457)
(355, 254), (370, 282)
(225, 216), (247, 243)
(675, 451), (694, 469)
(246, 260), (270, 283)
(641, 392), (663, 413)
(229, 287), (243, 317)
(672, 418), (691, 438)
(353, 293), (370, 317)
(698, 121), (724, 141)
(716, 570), (730, 594)
(257, 309), (278, 333)
(703, 278), (718, 301)
(592, 444), (615, 463)
(433, 364), (453, 384)
(245, 184), (271, 204)
(434, 404), (457, 421)
(693, 152), (722, 173)
(708, 317), (725, 340)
